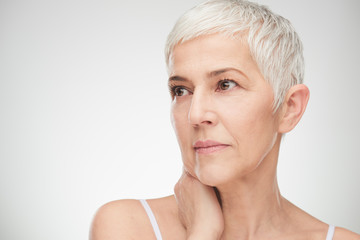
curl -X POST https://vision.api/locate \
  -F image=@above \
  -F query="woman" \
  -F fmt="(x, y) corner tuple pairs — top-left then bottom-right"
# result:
(90, 0), (360, 239)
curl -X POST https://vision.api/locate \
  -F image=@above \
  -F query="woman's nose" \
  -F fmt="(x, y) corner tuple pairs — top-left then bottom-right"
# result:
(187, 91), (218, 127)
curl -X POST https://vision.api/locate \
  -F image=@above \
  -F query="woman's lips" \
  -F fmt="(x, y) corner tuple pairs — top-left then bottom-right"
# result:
(193, 140), (229, 154)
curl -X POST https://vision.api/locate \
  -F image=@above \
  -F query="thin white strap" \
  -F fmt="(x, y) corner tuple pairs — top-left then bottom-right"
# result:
(139, 199), (163, 240)
(326, 225), (335, 240)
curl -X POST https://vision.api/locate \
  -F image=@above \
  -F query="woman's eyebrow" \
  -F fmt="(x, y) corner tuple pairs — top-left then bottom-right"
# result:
(168, 67), (248, 83)
(168, 75), (188, 83)
(208, 67), (248, 79)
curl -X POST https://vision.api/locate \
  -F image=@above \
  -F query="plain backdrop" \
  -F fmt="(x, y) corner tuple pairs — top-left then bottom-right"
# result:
(0, 0), (359, 239)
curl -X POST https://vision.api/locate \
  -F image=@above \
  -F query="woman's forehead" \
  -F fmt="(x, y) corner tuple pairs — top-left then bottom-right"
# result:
(169, 34), (260, 80)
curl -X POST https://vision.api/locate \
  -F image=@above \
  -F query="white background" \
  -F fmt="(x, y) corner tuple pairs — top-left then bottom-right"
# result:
(0, 0), (359, 239)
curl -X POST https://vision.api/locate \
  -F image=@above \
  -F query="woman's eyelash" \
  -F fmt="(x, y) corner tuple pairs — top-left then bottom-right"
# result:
(218, 78), (236, 84)
(216, 79), (238, 91)
(169, 85), (190, 96)
(169, 85), (181, 93)
(168, 79), (237, 97)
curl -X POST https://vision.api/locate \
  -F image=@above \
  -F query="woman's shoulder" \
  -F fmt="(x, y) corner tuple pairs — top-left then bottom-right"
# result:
(333, 227), (360, 240)
(90, 198), (151, 240)
(90, 195), (185, 240)
(283, 200), (360, 239)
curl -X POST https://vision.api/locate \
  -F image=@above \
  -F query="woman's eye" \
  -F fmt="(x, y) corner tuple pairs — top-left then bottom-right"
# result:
(217, 79), (237, 91)
(173, 87), (190, 97)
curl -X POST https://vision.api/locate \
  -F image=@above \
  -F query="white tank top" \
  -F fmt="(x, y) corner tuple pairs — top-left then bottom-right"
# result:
(140, 199), (335, 240)
(140, 199), (163, 240)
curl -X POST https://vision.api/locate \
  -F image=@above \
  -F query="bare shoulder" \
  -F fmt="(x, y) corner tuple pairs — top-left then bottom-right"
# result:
(90, 199), (155, 240)
(89, 195), (184, 240)
(334, 227), (360, 240)
(281, 199), (359, 240)
(146, 195), (186, 239)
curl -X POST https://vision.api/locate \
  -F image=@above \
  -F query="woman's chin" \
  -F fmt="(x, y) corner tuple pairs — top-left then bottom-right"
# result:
(195, 165), (234, 187)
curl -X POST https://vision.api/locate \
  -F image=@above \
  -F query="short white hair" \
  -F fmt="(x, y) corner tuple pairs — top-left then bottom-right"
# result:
(165, 0), (304, 111)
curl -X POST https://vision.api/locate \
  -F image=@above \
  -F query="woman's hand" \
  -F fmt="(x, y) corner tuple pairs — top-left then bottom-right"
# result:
(174, 170), (224, 240)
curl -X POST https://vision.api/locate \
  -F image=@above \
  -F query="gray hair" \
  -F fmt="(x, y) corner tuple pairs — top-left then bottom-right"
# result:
(165, 0), (304, 111)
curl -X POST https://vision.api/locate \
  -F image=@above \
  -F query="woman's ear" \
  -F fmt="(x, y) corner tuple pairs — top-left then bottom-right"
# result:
(278, 84), (310, 133)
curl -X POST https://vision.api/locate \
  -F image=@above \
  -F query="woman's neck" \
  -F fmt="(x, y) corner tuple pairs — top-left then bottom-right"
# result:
(216, 142), (291, 239)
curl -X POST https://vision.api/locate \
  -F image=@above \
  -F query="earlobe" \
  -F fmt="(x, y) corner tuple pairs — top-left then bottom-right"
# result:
(278, 84), (310, 133)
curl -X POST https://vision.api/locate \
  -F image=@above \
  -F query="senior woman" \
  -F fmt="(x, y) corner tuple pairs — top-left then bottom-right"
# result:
(90, 0), (360, 239)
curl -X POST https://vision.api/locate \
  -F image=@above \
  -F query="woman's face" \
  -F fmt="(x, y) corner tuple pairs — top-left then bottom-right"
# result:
(169, 34), (281, 187)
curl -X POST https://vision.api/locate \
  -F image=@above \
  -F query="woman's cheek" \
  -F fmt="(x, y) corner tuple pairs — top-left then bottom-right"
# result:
(178, 133), (195, 175)
(171, 106), (197, 176)
(182, 157), (196, 177)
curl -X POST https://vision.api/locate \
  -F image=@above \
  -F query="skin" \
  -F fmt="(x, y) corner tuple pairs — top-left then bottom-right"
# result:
(90, 34), (360, 240)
